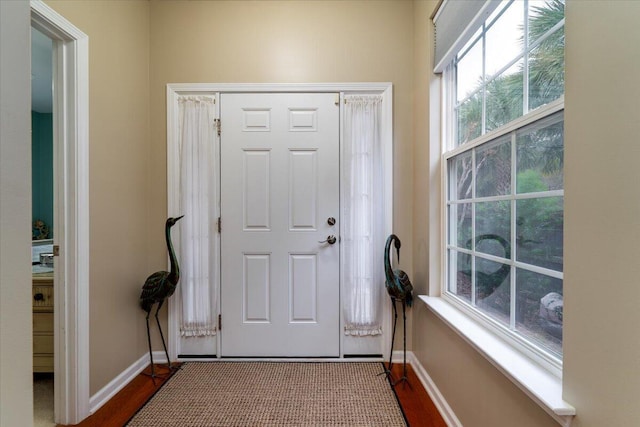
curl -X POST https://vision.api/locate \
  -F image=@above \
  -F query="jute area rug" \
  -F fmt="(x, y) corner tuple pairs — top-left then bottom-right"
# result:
(126, 362), (407, 426)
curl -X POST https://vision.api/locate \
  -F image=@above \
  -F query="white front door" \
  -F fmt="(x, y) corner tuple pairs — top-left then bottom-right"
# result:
(220, 93), (340, 357)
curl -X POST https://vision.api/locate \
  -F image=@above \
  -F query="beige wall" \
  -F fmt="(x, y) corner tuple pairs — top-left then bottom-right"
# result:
(412, 1), (640, 427)
(45, 0), (151, 394)
(0, 2), (34, 426)
(563, 1), (640, 426)
(148, 0), (416, 347)
(412, 0), (432, 299)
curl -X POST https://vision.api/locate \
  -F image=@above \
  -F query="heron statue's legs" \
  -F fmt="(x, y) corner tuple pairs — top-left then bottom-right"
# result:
(379, 297), (398, 380)
(145, 310), (157, 384)
(389, 298), (398, 374)
(154, 300), (172, 371)
(392, 300), (411, 388)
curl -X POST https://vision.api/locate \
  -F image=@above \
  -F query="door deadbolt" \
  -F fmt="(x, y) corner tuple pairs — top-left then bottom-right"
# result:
(327, 217), (336, 226)
(319, 235), (337, 245)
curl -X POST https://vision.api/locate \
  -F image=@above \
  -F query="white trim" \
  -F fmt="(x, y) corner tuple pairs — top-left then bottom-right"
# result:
(381, 85), (394, 361)
(166, 83), (393, 361)
(420, 296), (575, 426)
(167, 82), (392, 94)
(447, 189), (564, 204)
(89, 351), (167, 415)
(392, 351), (462, 427)
(30, 1), (90, 425)
(445, 97), (565, 158)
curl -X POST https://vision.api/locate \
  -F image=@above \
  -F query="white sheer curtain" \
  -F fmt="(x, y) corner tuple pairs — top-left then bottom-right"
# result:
(178, 96), (218, 337)
(342, 94), (385, 336)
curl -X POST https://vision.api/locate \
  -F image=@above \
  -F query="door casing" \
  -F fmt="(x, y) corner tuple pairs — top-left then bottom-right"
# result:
(167, 83), (393, 360)
(31, 1), (90, 424)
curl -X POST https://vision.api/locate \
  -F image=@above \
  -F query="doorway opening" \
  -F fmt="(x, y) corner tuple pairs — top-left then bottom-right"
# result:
(30, 1), (89, 424)
(31, 25), (55, 427)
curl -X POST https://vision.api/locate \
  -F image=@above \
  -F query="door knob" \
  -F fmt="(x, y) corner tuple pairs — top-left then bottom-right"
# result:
(319, 235), (337, 245)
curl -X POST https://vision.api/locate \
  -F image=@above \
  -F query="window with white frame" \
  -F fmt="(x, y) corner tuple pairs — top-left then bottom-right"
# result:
(438, 0), (565, 362)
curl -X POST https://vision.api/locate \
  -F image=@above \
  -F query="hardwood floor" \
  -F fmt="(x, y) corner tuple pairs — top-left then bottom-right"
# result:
(61, 364), (178, 427)
(59, 362), (446, 427)
(389, 363), (448, 427)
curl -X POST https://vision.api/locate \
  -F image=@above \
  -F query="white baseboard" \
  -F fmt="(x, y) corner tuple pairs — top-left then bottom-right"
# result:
(89, 351), (167, 415)
(392, 350), (462, 427)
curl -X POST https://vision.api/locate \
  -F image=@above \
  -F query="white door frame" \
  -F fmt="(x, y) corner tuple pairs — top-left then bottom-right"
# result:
(166, 83), (393, 361)
(31, 1), (90, 424)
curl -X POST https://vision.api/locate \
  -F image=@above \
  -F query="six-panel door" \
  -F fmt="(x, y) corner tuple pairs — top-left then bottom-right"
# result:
(220, 93), (340, 357)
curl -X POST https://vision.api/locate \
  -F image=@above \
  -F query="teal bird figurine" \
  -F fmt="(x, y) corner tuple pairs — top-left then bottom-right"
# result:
(140, 215), (183, 380)
(384, 234), (413, 307)
(382, 234), (413, 386)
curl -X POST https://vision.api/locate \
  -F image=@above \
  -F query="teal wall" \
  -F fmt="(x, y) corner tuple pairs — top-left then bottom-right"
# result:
(31, 111), (53, 239)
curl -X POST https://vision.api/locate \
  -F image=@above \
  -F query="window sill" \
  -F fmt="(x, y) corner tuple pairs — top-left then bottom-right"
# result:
(419, 295), (575, 427)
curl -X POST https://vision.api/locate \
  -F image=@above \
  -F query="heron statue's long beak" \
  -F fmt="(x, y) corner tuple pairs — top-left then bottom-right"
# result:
(396, 247), (400, 264)
(176, 215), (185, 221)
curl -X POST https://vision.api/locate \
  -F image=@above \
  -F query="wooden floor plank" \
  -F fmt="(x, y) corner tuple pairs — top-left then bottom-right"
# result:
(389, 363), (448, 427)
(58, 362), (446, 427)
(59, 364), (176, 427)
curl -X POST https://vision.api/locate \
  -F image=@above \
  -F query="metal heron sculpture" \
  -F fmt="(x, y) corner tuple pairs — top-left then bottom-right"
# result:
(382, 234), (413, 386)
(140, 215), (183, 379)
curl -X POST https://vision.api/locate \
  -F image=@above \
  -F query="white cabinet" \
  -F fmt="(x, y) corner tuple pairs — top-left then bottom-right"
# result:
(33, 276), (53, 373)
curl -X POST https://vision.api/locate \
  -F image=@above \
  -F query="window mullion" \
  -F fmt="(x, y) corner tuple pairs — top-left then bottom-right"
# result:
(447, 64), (458, 151)
(471, 148), (477, 306)
(523, 0), (530, 115)
(514, 262), (563, 281)
(528, 19), (565, 52)
(451, 65), (458, 151)
(484, 54), (524, 87)
(510, 131), (517, 330)
(481, 25), (487, 136)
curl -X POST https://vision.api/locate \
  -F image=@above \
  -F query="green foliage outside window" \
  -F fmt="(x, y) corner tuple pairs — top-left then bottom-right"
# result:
(448, 0), (565, 358)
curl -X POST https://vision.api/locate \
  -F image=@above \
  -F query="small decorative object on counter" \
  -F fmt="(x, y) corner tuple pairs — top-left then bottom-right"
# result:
(33, 219), (50, 240)
(39, 253), (54, 266)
